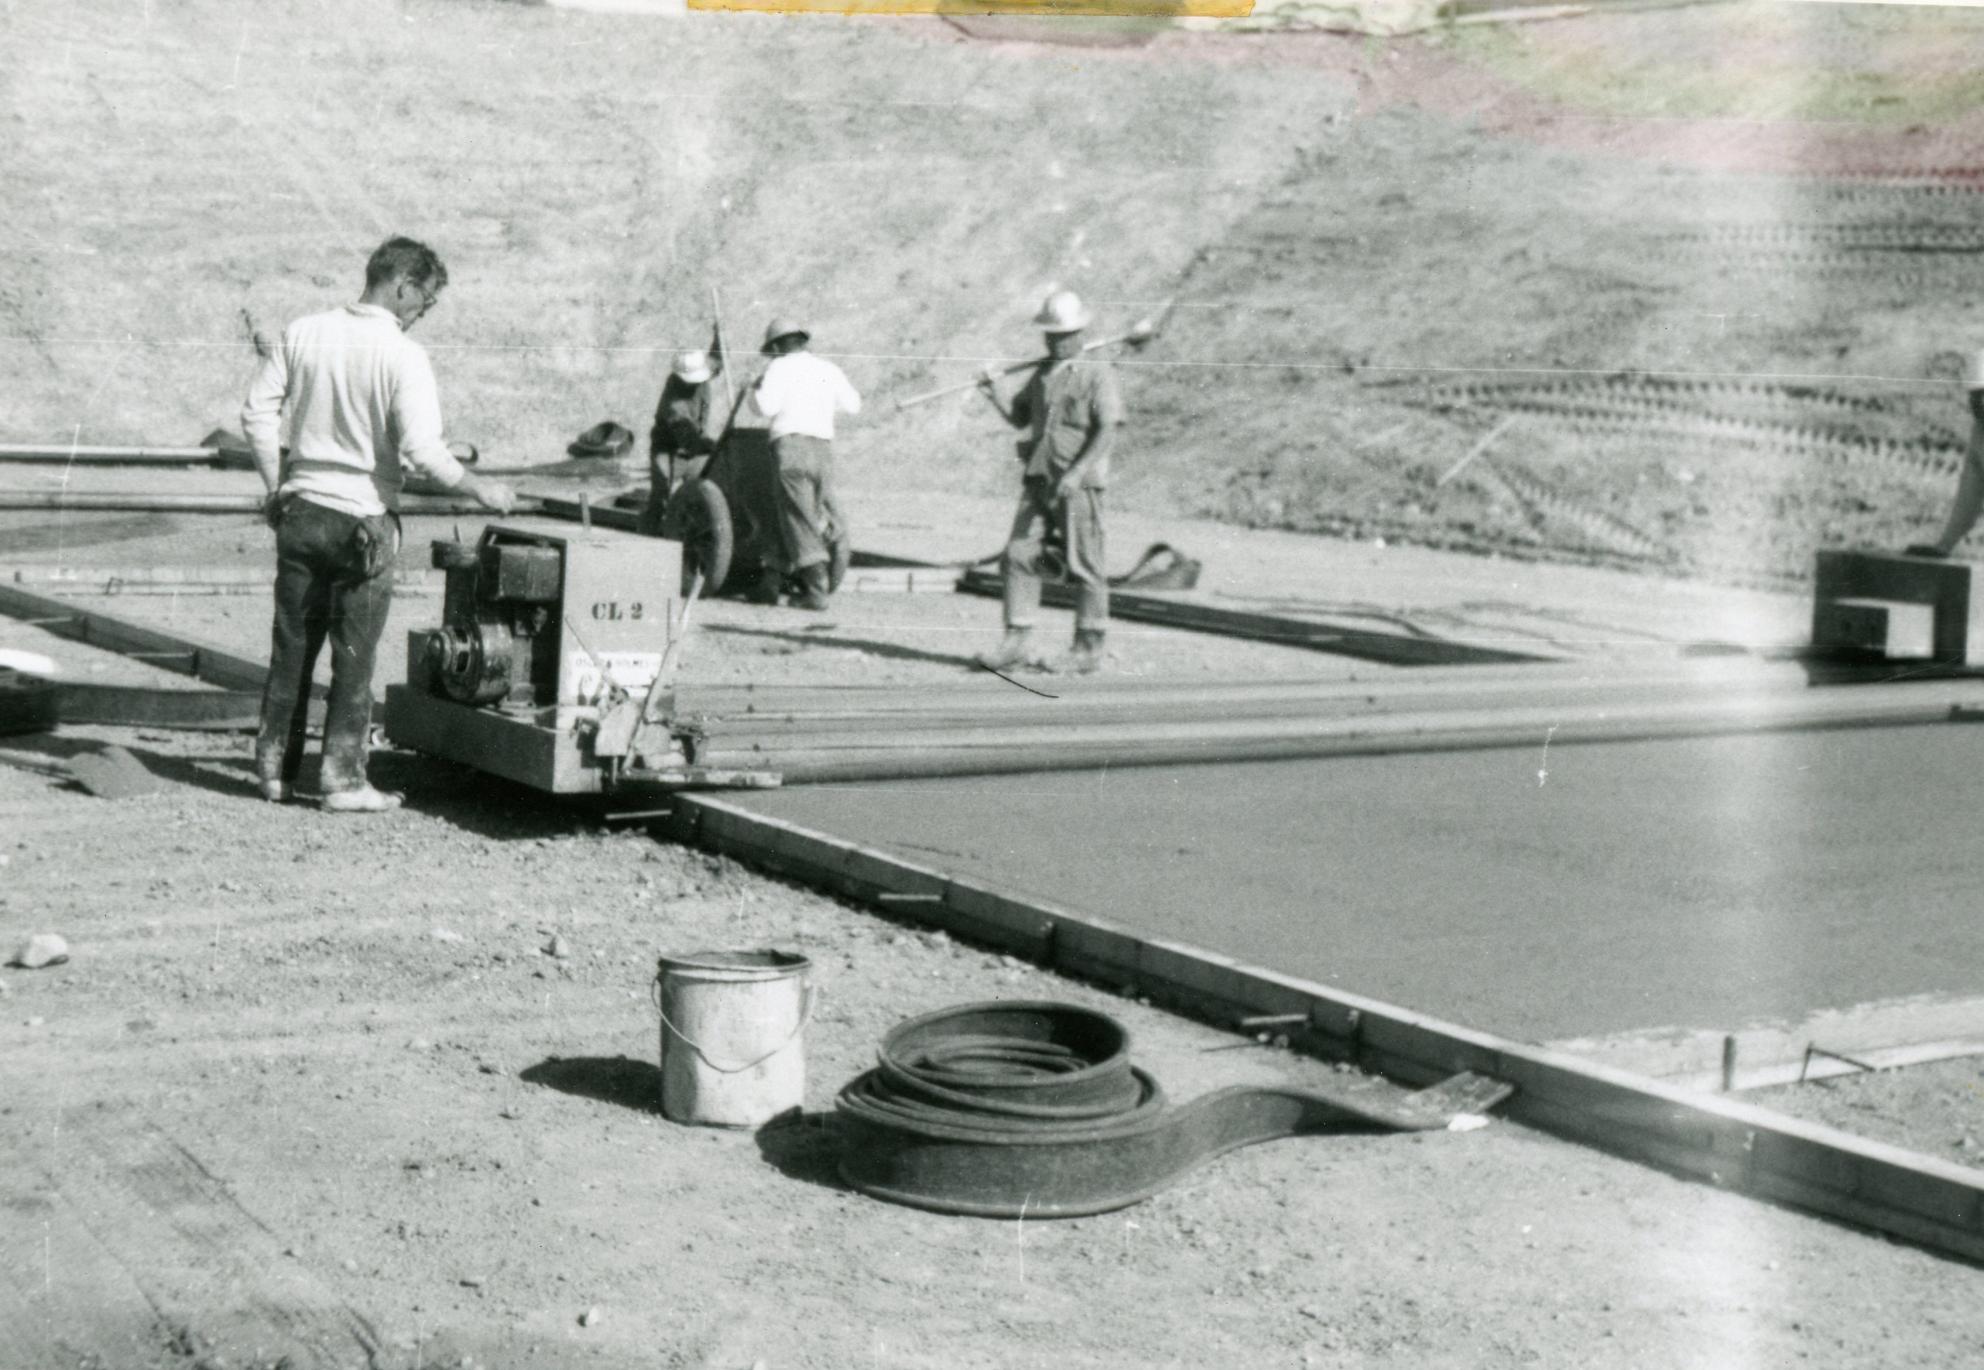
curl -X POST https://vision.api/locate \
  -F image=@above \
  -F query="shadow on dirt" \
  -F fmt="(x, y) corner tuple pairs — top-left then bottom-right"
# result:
(702, 622), (979, 669)
(754, 1110), (856, 1196)
(0, 512), (195, 554)
(0, 732), (250, 800)
(518, 1059), (857, 1193)
(520, 1055), (665, 1114)
(366, 749), (604, 841)
(0, 733), (613, 842)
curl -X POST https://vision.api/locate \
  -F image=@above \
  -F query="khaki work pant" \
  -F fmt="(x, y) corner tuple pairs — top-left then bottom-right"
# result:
(1001, 478), (1107, 632)
(773, 434), (840, 573)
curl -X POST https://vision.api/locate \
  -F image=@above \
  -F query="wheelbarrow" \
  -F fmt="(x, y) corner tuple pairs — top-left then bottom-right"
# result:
(657, 424), (851, 600)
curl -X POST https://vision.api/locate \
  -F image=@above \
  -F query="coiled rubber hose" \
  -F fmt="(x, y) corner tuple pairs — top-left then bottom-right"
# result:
(835, 1000), (1512, 1219)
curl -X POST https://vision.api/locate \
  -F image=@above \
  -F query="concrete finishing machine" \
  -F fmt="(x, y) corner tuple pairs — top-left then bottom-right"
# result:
(383, 519), (776, 794)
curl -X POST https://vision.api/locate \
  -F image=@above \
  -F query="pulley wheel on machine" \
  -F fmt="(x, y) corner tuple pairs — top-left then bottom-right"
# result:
(659, 477), (734, 595)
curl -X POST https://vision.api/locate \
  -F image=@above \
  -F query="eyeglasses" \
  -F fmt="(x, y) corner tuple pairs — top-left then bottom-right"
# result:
(401, 278), (443, 312)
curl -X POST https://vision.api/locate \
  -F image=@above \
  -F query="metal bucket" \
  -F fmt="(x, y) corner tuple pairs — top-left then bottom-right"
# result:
(654, 949), (812, 1127)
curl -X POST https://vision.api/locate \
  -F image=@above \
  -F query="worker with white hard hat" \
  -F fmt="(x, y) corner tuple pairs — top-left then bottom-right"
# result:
(639, 342), (723, 537)
(975, 289), (1126, 675)
(751, 316), (862, 610)
(1909, 349), (1984, 558)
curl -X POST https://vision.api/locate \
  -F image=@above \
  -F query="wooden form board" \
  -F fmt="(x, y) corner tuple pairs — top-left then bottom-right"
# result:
(3, 564), (439, 595)
(1555, 994), (1984, 1092)
(0, 582), (271, 692)
(687, 682), (1984, 784)
(531, 494), (640, 532)
(0, 583), (343, 728)
(0, 442), (228, 464)
(661, 793), (1984, 1265)
(957, 568), (1555, 666)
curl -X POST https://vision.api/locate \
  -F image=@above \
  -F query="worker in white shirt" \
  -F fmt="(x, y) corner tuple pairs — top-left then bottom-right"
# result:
(242, 236), (515, 813)
(750, 317), (861, 611)
(1908, 350), (1984, 558)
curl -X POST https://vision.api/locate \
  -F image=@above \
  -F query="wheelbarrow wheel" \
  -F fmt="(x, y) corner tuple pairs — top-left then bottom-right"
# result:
(659, 477), (734, 595)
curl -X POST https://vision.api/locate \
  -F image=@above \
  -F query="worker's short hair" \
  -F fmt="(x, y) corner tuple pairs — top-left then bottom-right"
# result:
(365, 236), (449, 292)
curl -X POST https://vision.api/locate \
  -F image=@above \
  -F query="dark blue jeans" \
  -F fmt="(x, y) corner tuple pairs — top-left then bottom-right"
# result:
(255, 498), (398, 794)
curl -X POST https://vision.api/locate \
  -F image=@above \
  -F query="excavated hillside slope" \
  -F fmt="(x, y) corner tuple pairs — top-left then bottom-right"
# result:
(9, 1), (1984, 583)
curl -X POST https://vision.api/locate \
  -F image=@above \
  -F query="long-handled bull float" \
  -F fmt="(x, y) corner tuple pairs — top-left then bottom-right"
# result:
(892, 298), (1177, 412)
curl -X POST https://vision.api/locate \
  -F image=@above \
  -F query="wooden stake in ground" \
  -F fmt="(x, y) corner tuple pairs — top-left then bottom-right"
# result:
(711, 287), (737, 419)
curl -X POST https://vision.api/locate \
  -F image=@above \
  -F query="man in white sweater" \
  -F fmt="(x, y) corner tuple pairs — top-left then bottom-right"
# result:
(751, 317), (861, 610)
(242, 236), (514, 813)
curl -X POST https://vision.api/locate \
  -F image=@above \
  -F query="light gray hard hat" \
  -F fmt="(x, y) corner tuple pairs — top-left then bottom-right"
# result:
(761, 317), (811, 353)
(1033, 289), (1090, 334)
(672, 348), (713, 384)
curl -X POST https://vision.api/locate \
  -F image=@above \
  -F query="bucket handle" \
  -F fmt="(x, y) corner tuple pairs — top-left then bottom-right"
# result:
(652, 975), (816, 1076)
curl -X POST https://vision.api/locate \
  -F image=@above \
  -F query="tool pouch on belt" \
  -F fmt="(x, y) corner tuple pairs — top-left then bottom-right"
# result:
(1020, 474), (1060, 523)
(1017, 477), (1069, 578)
(345, 514), (400, 585)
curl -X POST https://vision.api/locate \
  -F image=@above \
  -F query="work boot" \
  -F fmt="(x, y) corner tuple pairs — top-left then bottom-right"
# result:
(1067, 628), (1106, 676)
(746, 566), (783, 606)
(975, 627), (1035, 671)
(322, 784), (404, 815)
(257, 778), (291, 805)
(793, 564), (831, 612)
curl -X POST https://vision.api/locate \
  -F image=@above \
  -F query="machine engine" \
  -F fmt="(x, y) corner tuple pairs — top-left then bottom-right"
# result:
(410, 522), (678, 715)
(428, 536), (566, 708)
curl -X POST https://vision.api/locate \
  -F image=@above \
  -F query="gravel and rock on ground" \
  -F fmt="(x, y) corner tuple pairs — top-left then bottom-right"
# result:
(5, 483), (1981, 1370)
(5, 709), (1984, 1370)
(7, 1), (1984, 1367)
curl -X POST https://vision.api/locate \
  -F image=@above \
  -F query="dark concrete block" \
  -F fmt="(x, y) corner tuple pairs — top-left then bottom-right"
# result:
(1812, 597), (1935, 660)
(1812, 550), (1979, 664)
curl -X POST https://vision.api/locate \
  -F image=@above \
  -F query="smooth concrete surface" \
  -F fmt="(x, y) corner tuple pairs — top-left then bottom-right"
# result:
(732, 722), (1984, 1043)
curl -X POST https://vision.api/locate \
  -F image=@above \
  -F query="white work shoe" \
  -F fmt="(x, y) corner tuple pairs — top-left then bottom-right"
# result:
(976, 628), (1035, 671)
(257, 778), (291, 804)
(1066, 629), (1106, 676)
(322, 785), (404, 815)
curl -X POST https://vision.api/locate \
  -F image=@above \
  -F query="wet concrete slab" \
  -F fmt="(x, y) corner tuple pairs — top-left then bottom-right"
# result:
(730, 721), (1984, 1043)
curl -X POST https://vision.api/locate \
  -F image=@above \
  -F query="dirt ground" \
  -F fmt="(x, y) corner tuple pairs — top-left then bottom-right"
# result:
(3, 485), (1981, 1369)
(9, 2), (1984, 1367)
(3, 720), (1982, 1370)
(1755, 1056), (1984, 1166)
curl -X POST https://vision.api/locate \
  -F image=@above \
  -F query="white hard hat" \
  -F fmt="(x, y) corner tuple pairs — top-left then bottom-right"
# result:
(1033, 289), (1090, 334)
(672, 348), (713, 384)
